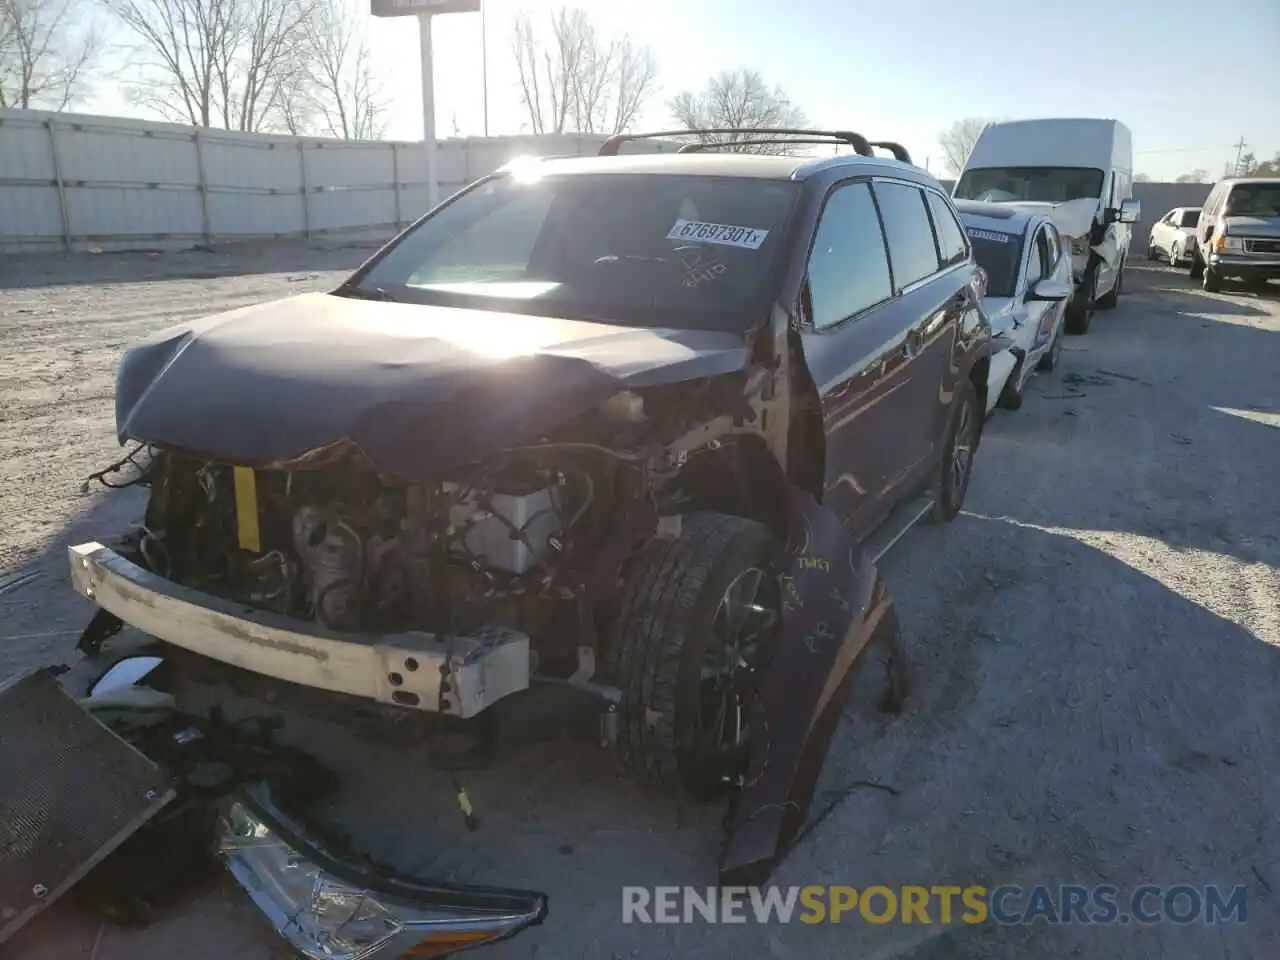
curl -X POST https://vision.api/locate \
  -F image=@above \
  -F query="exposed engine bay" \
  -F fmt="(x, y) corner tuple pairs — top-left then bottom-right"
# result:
(114, 373), (771, 682)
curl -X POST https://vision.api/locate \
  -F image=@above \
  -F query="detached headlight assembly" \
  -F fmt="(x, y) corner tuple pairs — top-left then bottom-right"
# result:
(220, 800), (546, 960)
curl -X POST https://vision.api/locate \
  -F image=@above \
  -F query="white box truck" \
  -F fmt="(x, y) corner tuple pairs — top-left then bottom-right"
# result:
(952, 118), (1140, 335)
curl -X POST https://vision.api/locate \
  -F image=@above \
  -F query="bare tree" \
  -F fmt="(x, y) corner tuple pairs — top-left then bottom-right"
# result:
(668, 69), (808, 155)
(0, 0), (98, 109)
(939, 118), (992, 175)
(511, 6), (656, 136)
(290, 0), (385, 140)
(1175, 169), (1208, 184)
(1133, 173), (1152, 182)
(101, 0), (314, 131)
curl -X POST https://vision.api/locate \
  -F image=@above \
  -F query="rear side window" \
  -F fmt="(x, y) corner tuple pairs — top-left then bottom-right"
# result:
(1179, 209), (1201, 228)
(806, 182), (893, 329)
(925, 191), (969, 267)
(873, 181), (942, 289)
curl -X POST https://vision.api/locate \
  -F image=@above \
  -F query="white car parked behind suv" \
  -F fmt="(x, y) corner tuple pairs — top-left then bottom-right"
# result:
(1147, 206), (1202, 266)
(955, 200), (1074, 415)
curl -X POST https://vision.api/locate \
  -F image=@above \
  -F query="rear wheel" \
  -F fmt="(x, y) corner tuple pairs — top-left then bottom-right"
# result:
(931, 377), (979, 523)
(1190, 251), (1205, 279)
(1168, 241), (1182, 267)
(608, 512), (780, 801)
(1146, 243), (1158, 261)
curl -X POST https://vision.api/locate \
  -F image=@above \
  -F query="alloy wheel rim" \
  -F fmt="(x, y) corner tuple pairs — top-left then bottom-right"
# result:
(699, 566), (779, 757)
(950, 399), (974, 498)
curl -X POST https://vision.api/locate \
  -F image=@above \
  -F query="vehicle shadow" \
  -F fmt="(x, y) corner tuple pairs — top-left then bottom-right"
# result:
(789, 508), (1280, 960)
(0, 239), (386, 291)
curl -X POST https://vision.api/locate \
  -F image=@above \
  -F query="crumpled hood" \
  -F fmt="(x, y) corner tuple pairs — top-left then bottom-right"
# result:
(1003, 197), (1121, 269)
(115, 292), (751, 479)
(982, 297), (1017, 337)
(1003, 197), (1100, 240)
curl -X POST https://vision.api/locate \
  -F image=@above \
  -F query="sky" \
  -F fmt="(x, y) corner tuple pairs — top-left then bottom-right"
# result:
(86, 0), (1280, 181)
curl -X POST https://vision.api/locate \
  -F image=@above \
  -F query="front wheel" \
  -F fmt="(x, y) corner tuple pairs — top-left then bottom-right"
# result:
(1065, 267), (1095, 334)
(1190, 252), (1205, 279)
(1169, 242), (1182, 267)
(931, 377), (980, 523)
(1202, 263), (1223, 292)
(608, 512), (780, 801)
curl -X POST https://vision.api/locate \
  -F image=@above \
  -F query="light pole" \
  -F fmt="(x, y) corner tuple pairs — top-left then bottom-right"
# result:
(418, 12), (438, 208)
(372, 0), (483, 211)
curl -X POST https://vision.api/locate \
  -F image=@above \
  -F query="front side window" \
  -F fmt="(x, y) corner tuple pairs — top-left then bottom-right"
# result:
(350, 173), (801, 331)
(1033, 228), (1053, 281)
(873, 181), (942, 289)
(953, 166), (1106, 204)
(806, 181), (893, 329)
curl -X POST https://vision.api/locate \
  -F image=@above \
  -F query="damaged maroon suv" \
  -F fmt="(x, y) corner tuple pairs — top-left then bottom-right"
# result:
(66, 129), (990, 955)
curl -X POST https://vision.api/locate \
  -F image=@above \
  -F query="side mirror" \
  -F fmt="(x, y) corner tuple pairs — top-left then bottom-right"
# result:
(1026, 276), (1073, 303)
(1116, 198), (1141, 224)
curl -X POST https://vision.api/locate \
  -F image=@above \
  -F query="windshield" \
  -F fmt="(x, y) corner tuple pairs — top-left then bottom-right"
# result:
(954, 167), (1106, 204)
(961, 224), (1023, 298)
(1179, 209), (1202, 228)
(1225, 184), (1280, 217)
(347, 172), (800, 331)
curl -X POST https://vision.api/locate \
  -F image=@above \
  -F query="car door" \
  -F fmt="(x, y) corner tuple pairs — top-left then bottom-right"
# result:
(795, 179), (910, 536)
(873, 181), (964, 487)
(1152, 211), (1174, 254)
(1022, 224), (1057, 365)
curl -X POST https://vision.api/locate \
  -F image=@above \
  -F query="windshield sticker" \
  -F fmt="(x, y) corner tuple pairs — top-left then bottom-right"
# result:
(966, 228), (1014, 244)
(667, 218), (770, 250)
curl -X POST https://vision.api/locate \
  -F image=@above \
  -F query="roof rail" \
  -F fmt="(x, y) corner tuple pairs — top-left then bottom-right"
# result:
(867, 141), (912, 164)
(677, 137), (860, 154)
(599, 128), (873, 157)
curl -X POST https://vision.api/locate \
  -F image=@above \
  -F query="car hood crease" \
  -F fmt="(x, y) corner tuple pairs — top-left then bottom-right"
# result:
(115, 292), (752, 478)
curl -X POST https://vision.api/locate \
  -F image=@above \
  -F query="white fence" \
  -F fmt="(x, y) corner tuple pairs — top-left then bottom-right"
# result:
(0, 109), (677, 254)
(1, 108), (1212, 256)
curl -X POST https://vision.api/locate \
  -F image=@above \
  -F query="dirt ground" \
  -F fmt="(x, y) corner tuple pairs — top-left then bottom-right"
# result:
(1, 245), (1277, 960)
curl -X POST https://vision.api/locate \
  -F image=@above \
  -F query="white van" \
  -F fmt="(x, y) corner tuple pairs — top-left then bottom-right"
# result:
(952, 118), (1140, 335)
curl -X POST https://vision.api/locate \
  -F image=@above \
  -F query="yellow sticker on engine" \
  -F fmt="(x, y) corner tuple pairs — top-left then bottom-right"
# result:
(232, 466), (262, 553)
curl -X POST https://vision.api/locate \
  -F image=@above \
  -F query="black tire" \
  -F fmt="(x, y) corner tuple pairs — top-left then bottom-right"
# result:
(1146, 244), (1158, 261)
(1202, 263), (1223, 292)
(1168, 242), (1182, 267)
(931, 376), (979, 523)
(1037, 323), (1064, 372)
(1189, 251), (1205, 279)
(607, 512), (780, 801)
(1065, 266), (1095, 335)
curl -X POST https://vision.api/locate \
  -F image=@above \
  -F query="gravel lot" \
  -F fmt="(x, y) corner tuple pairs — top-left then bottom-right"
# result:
(2, 246), (1278, 960)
